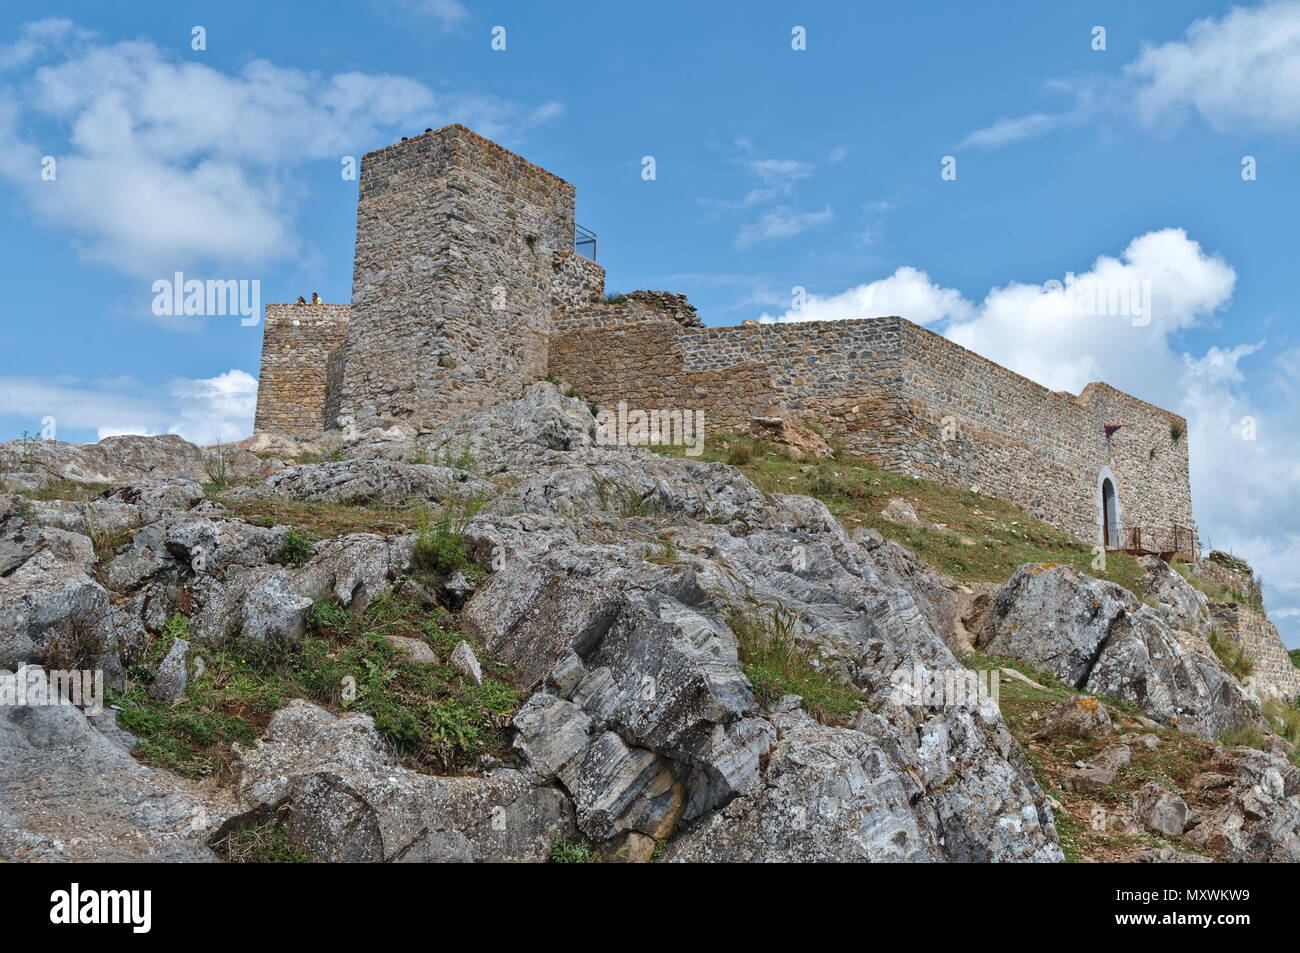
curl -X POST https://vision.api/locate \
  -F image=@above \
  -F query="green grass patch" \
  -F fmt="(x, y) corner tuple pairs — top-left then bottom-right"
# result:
(655, 433), (1147, 597)
(108, 596), (521, 780)
(726, 603), (860, 724)
(1208, 629), (1254, 680)
(549, 837), (598, 863)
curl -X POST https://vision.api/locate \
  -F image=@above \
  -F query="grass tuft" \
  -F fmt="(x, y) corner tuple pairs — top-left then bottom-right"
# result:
(726, 604), (860, 724)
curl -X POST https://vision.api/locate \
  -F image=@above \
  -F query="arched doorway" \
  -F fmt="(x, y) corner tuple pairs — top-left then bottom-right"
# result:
(1102, 477), (1118, 549)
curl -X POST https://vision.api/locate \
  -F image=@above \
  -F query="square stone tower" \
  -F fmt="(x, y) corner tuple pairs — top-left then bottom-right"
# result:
(337, 124), (577, 430)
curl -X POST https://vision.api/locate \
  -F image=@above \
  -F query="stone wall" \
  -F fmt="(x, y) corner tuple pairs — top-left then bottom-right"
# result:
(253, 304), (351, 437)
(1211, 603), (1300, 699)
(549, 251), (605, 309)
(549, 307), (1196, 554)
(338, 124), (577, 431)
(893, 321), (1196, 551)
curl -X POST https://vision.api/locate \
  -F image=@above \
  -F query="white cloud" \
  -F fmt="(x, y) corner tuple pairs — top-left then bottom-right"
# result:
(0, 369), (258, 445)
(959, 2), (1300, 149)
(1127, 0), (1300, 132)
(0, 19), (561, 279)
(959, 112), (1071, 150)
(735, 205), (833, 249)
(946, 228), (1237, 394)
(759, 266), (974, 325)
(701, 139), (817, 211)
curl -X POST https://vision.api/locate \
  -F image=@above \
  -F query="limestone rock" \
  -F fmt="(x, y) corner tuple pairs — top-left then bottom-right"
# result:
(982, 564), (1261, 741)
(1183, 746), (1300, 862)
(224, 459), (486, 507)
(979, 563), (1135, 686)
(450, 640), (482, 685)
(1062, 744), (1132, 791)
(0, 433), (265, 486)
(1035, 696), (1112, 740)
(1132, 781), (1189, 836)
(0, 520), (109, 669)
(880, 497), (922, 526)
(230, 700), (574, 862)
(149, 638), (191, 702)
(0, 666), (227, 861)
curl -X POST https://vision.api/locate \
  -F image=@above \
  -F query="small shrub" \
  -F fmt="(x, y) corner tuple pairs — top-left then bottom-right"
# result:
(203, 444), (231, 489)
(211, 811), (311, 863)
(278, 529), (313, 565)
(1170, 422), (1184, 442)
(412, 497), (482, 577)
(408, 446), (431, 465)
(1219, 721), (1267, 751)
(603, 292), (628, 305)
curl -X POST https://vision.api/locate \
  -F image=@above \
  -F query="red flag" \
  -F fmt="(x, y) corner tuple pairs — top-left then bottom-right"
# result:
(1104, 424), (1123, 438)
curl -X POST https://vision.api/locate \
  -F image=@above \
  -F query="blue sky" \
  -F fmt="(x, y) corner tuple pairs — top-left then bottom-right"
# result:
(2, 0), (1298, 644)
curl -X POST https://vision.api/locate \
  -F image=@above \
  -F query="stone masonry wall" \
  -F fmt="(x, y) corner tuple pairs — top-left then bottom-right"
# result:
(894, 321), (1196, 551)
(550, 251), (605, 309)
(549, 311), (907, 443)
(549, 308), (1196, 555)
(1212, 603), (1300, 699)
(254, 304), (351, 437)
(338, 124), (576, 431)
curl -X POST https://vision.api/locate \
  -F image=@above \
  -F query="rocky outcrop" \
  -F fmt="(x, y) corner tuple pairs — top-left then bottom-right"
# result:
(1183, 746), (1300, 862)
(15, 384), (1283, 863)
(980, 564), (1260, 741)
(0, 666), (227, 861)
(0, 433), (269, 488)
(227, 700), (573, 862)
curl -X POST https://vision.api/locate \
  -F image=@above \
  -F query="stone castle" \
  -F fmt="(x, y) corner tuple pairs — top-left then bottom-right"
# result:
(255, 123), (1198, 561)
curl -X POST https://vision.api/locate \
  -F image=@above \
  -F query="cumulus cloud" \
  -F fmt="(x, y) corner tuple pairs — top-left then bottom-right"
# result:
(0, 368), (258, 445)
(1127, 0), (1300, 132)
(945, 228), (1237, 394)
(758, 266), (974, 326)
(0, 19), (561, 278)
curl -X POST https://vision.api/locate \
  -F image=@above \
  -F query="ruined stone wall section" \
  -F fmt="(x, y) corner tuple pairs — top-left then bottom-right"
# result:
(549, 314), (907, 441)
(1212, 604), (1300, 699)
(339, 124), (576, 430)
(254, 304), (351, 437)
(549, 251), (605, 309)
